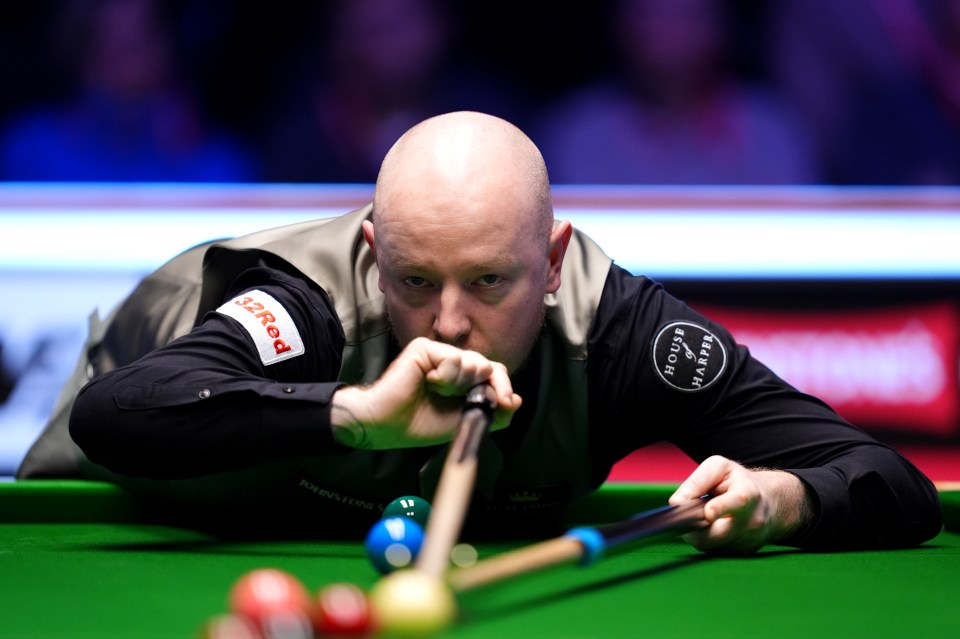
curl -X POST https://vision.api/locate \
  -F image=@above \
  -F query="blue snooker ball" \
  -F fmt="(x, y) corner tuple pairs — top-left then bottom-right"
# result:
(365, 517), (425, 574)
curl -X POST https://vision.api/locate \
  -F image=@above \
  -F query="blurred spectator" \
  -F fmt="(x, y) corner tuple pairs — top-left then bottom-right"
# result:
(0, 0), (255, 182)
(533, 0), (818, 185)
(835, 0), (960, 184)
(770, 0), (960, 185)
(0, 5), (67, 130)
(262, 0), (525, 183)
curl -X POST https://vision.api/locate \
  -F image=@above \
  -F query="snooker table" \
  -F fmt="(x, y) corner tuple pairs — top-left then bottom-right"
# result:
(1, 481), (958, 639)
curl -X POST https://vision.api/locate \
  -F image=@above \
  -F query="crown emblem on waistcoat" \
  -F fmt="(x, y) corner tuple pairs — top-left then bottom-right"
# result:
(508, 490), (543, 503)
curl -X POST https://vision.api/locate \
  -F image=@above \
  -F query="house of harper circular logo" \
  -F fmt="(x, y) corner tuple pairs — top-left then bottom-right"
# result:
(652, 321), (728, 392)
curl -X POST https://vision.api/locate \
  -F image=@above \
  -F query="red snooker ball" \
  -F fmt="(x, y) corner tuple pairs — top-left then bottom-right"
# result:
(314, 583), (375, 636)
(229, 568), (313, 630)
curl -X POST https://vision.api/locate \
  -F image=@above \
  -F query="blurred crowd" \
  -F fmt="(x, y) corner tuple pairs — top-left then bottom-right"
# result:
(1, 0), (960, 186)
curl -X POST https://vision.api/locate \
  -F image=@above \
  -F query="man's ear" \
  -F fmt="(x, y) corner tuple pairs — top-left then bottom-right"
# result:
(362, 220), (377, 257)
(546, 220), (572, 294)
(362, 220), (385, 292)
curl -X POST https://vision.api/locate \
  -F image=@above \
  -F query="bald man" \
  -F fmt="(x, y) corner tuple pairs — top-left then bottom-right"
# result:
(22, 112), (940, 553)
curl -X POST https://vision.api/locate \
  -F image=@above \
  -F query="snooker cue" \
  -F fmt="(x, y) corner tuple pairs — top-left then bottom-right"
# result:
(415, 383), (498, 578)
(446, 496), (709, 593)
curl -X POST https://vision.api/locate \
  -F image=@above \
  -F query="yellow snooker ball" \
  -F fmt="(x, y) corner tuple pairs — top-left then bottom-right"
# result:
(369, 570), (457, 636)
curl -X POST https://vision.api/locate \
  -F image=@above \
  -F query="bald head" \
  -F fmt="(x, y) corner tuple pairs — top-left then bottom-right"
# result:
(362, 112), (571, 371)
(373, 111), (553, 243)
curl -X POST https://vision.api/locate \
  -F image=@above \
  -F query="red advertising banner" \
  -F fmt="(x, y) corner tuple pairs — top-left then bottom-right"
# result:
(697, 301), (960, 437)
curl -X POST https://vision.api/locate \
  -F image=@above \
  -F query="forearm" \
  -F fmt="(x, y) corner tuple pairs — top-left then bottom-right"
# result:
(329, 385), (372, 449)
(787, 445), (942, 549)
(69, 268), (352, 479)
(69, 364), (346, 479)
(671, 383), (942, 549)
(753, 469), (814, 545)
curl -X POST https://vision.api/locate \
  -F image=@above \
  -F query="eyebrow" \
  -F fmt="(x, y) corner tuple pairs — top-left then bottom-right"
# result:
(389, 254), (523, 273)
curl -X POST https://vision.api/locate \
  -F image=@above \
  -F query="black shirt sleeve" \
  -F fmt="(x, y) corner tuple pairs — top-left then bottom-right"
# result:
(587, 265), (943, 549)
(70, 264), (348, 479)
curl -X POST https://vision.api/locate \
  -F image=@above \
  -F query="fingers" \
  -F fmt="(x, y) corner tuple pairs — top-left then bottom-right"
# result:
(413, 338), (521, 414)
(427, 354), (493, 394)
(670, 455), (760, 522)
(669, 455), (739, 517)
(487, 359), (523, 425)
(670, 456), (758, 521)
(337, 338), (523, 450)
(670, 456), (770, 555)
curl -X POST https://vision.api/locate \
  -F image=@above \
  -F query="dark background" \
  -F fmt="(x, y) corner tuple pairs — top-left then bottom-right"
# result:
(2, 0), (957, 185)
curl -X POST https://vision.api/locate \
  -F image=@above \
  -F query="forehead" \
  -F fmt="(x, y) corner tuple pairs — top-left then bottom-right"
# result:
(376, 204), (540, 271)
(372, 124), (550, 269)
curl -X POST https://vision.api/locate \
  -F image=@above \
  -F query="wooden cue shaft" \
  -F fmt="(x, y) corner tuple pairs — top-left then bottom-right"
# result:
(415, 386), (496, 578)
(447, 536), (584, 593)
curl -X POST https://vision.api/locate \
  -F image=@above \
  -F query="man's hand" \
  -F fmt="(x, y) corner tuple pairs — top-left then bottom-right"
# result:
(669, 455), (812, 555)
(329, 337), (522, 449)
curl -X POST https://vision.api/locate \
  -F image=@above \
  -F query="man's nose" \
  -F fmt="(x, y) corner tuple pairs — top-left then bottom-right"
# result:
(432, 287), (471, 347)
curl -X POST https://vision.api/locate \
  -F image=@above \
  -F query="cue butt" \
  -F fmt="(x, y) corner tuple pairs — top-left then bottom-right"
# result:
(416, 450), (480, 577)
(446, 497), (710, 593)
(447, 536), (584, 593)
(415, 385), (496, 578)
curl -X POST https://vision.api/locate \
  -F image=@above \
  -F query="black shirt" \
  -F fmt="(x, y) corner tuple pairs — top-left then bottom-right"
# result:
(69, 260), (943, 548)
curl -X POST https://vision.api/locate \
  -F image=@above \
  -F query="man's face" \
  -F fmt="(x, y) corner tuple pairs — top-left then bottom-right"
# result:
(366, 192), (560, 374)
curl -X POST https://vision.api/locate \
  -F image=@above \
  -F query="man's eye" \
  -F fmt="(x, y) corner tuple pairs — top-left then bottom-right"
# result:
(475, 274), (503, 287)
(404, 276), (429, 288)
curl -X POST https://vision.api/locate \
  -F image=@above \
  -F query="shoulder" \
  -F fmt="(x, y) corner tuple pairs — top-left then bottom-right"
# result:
(545, 226), (613, 358)
(590, 266), (737, 394)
